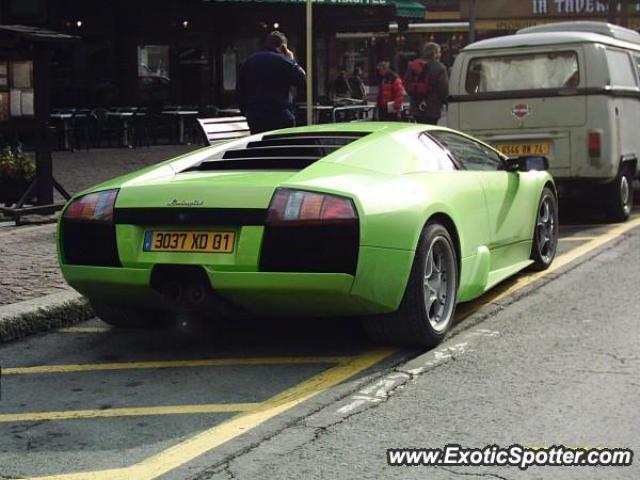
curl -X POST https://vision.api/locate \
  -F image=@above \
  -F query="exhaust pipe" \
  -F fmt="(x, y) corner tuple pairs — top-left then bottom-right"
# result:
(150, 265), (249, 318)
(185, 282), (208, 305)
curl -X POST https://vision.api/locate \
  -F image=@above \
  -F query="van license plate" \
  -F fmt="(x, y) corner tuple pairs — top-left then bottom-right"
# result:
(143, 231), (235, 253)
(496, 143), (550, 156)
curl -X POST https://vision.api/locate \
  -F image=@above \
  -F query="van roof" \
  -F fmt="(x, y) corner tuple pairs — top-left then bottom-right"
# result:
(519, 21), (640, 43)
(463, 21), (640, 52)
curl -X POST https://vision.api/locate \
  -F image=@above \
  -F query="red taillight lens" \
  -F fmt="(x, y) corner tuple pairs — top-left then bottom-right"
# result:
(588, 131), (601, 158)
(63, 189), (118, 223)
(267, 188), (357, 224)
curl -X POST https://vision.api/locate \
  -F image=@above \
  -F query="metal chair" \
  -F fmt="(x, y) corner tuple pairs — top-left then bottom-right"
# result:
(69, 109), (92, 151)
(132, 107), (151, 148)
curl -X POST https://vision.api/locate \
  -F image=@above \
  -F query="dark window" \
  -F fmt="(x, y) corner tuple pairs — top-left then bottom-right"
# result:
(465, 51), (580, 94)
(10, 0), (44, 16)
(429, 131), (502, 172)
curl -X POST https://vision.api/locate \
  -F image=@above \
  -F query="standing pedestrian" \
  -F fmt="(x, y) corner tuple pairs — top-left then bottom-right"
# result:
(404, 42), (448, 125)
(236, 31), (306, 134)
(348, 67), (367, 102)
(376, 61), (404, 121)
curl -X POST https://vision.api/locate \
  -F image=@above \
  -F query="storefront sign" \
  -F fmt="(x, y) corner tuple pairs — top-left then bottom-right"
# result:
(461, 0), (640, 19)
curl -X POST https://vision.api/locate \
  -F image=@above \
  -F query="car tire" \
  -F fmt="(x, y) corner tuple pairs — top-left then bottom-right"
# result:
(529, 187), (559, 271)
(91, 302), (170, 329)
(605, 163), (634, 222)
(363, 222), (458, 348)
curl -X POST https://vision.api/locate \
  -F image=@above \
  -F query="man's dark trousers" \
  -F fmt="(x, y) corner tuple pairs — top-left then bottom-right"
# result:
(247, 116), (295, 134)
(414, 114), (440, 125)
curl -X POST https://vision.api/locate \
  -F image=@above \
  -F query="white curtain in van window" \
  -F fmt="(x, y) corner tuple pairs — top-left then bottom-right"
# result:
(471, 52), (579, 92)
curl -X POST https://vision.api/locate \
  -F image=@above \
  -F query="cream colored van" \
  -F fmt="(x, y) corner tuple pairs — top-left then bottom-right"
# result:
(448, 21), (640, 221)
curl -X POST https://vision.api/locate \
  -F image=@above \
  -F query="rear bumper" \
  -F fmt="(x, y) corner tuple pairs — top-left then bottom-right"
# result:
(60, 245), (415, 317)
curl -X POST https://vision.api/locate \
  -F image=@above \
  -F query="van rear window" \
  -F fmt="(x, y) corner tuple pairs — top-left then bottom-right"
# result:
(466, 51), (579, 93)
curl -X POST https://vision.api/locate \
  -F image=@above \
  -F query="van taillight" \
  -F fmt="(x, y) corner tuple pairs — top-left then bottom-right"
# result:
(588, 131), (601, 158)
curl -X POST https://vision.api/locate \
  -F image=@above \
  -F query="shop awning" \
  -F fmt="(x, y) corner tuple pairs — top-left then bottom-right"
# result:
(391, 0), (425, 18)
(204, 0), (426, 18)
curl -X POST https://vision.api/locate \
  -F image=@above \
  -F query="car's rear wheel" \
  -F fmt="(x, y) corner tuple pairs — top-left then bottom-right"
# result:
(604, 163), (634, 222)
(363, 222), (458, 348)
(529, 187), (559, 271)
(91, 302), (170, 329)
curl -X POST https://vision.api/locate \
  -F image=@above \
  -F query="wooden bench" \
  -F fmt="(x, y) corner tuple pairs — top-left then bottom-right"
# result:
(197, 116), (250, 145)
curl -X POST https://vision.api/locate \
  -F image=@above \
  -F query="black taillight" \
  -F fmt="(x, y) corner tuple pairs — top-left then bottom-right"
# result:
(260, 189), (359, 274)
(62, 220), (120, 267)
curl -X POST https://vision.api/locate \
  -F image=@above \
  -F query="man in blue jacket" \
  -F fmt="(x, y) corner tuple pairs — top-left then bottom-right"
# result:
(237, 31), (306, 134)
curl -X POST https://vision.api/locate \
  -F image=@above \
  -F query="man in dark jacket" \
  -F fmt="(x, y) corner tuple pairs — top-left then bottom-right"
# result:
(237, 31), (306, 134)
(348, 67), (367, 101)
(404, 42), (448, 125)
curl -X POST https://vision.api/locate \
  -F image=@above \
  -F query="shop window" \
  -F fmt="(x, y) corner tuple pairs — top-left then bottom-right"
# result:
(138, 45), (171, 105)
(223, 47), (237, 92)
(138, 45), (170, 80)
(0, 59), (35, 120)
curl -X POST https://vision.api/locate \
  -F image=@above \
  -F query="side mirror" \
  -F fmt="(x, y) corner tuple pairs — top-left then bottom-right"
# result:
(502, 156), (549, 172)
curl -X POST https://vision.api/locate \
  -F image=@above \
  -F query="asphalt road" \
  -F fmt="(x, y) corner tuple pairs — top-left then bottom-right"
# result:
(204, 226), (640, 480)
(0, 211), (638, 480)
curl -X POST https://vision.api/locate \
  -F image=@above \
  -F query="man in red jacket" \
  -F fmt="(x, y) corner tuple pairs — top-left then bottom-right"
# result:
(376, 61), (404, 121)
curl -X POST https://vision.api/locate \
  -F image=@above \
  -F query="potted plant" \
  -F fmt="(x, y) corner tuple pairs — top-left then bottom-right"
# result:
(0, 145), (36, 204)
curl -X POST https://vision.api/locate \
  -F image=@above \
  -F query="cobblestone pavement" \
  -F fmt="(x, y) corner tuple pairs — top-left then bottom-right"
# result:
(0, 145), (200, 305)
(52, 145), (200, 200)
(0, 224), (64, 305)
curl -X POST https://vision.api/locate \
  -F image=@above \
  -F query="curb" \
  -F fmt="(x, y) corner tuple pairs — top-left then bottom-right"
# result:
(0, 291), (93, 343)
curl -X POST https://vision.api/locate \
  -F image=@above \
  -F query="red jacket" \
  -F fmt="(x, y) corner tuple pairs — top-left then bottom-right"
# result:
(377, 71), (404, 112)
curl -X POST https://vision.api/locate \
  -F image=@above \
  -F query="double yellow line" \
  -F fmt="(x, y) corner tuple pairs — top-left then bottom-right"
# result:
(28, 348), (394, 480)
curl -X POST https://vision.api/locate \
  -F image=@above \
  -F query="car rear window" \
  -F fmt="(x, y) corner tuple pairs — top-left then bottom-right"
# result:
(465, 51), (579, 93)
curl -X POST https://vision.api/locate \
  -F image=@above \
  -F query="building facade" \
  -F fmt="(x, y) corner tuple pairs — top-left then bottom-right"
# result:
(0, 0), (424, 110)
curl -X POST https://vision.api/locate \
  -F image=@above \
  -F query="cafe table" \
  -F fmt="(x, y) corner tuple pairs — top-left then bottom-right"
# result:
(161, 110), (199, 144)
(105, 111), (143, 147)
(295, 104), (336, 125)
(50, 111), (88, 150)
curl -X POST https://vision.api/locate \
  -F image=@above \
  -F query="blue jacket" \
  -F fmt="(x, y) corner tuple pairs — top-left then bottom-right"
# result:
(237, 48), (306, 121)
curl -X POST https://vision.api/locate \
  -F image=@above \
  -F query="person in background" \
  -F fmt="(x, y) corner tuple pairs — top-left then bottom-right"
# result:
(376, 61), (404, 121)
(236, 31), (306, 134)
(348, 67), (367, 102)
(404, 42), (448, 125)
(331, 69), (352, 100)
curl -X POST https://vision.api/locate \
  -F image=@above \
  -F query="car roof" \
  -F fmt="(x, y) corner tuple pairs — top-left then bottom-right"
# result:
(269, 121), (438, 136)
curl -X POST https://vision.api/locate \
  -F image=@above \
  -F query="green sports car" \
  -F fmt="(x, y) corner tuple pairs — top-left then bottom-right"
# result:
(57, 122), (558, 347)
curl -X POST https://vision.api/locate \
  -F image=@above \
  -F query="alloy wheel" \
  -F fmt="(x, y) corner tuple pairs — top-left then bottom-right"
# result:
(536, 195), (558, 264)
(423, 236), (456, 332)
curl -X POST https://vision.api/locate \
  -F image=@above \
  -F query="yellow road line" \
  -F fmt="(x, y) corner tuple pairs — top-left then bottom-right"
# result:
(0, 403), (257, 423)
(559, 236), (597, 242)
(29, 348), (394, 480)
(458, 215), (640, 319)
(57, 327), (112, 333)
(4, 356), (355, 375)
